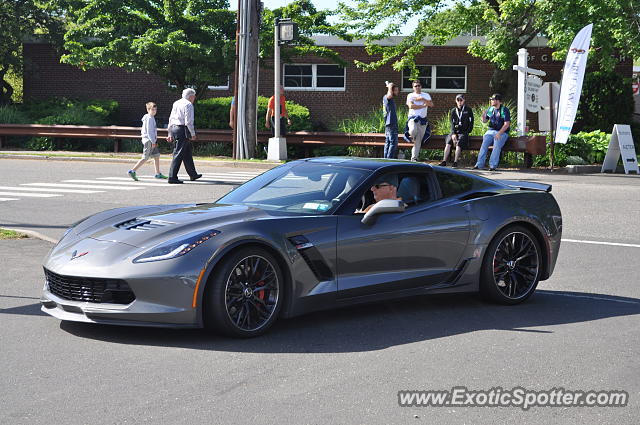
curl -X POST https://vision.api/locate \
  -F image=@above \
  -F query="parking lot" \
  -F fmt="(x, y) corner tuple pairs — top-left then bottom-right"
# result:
(1, 157), (639, 424)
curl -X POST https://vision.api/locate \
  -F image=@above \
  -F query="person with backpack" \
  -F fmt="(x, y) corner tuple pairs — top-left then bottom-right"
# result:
(474, 93), (511, 171)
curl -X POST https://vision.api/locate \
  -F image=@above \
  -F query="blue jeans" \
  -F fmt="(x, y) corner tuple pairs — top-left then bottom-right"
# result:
(384, 126), (398, 159)
(476, 130), (508, 169)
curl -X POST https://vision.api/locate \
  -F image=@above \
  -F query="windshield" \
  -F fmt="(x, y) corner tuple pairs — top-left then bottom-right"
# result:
(217, 162), (369, 214)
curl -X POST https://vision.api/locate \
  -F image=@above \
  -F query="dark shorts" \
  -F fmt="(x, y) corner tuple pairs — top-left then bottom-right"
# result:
(445, 133), (469, 150)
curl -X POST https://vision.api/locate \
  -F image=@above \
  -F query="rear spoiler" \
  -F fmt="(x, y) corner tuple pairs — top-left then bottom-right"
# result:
(499, 180), (552, 192)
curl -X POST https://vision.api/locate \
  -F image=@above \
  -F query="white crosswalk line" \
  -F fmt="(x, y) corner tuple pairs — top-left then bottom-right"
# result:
(63, 179), (173, 187)
(22, 183), (143, 191)
(99, 176), (248, 183)
(0, 185), (103, 194)
(0, 191), (61, 198)
(0, 197), (19, 201)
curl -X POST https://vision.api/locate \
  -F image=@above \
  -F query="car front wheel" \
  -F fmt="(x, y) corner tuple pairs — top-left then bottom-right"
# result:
(205, 247), (283, 337)
(480, 226), (541, 304)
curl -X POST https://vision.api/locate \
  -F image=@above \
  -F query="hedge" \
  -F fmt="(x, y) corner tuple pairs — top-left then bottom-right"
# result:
(195, 96), (313, 131)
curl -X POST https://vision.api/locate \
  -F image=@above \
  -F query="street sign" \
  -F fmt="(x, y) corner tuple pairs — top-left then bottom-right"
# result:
(601, 124), (639, 174)
(526, 75), (543, 113)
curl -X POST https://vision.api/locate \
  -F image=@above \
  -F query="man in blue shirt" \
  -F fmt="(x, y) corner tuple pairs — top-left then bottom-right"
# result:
(474, 93), (511, 171)
(382, 82), (400, 158)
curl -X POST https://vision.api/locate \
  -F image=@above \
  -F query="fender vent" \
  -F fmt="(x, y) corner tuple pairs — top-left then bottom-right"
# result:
(288, 235), (334, 281)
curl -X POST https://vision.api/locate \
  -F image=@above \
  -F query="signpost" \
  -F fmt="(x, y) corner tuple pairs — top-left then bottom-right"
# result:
(513, 49), (546, 137)
(601, 124), (639, 174)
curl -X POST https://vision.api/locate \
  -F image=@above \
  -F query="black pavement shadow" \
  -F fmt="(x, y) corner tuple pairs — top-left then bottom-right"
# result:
(58, 290), (640, 353)
(0, 302), (46, 316)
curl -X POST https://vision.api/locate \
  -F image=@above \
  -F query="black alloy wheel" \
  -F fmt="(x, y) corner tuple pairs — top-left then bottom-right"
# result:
(480, 226), (541, 304)
(205, 247), (283, 337)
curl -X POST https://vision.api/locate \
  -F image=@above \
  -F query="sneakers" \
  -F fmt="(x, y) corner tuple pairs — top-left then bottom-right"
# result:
(472, 165), (479, 170)
(128, 170), (138, 181)
(452, 162), (458, 168)
(438, 161), (447, 166)
(190, 174), (203, 181)
(154, 173), (168, 179)
(489, 167), (497, 171)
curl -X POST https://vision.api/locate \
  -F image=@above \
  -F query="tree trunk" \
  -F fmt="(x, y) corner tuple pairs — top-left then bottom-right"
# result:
(0, 68), (13, 106)
(490, 66), (517, 102)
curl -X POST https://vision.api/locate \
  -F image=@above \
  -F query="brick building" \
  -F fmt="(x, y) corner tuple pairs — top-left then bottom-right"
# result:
(23, 36), (632, 129)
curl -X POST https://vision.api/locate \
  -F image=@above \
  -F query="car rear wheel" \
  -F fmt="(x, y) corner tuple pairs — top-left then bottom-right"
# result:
(205, 247), (283, 337)
(480, 226), (541, 305)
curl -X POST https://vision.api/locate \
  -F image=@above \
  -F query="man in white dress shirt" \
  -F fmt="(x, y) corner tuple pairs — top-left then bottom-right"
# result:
(166, 88), (202, 184)
(405, 80), (434, 161)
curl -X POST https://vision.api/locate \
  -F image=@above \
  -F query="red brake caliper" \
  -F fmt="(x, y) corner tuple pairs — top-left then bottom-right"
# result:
(256, 280), (265, 300)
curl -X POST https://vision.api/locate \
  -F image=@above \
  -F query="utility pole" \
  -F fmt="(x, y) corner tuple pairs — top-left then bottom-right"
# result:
(234, 0), (261, 159)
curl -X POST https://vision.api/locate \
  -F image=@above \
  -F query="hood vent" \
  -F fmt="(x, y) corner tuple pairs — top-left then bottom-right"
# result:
(115, 218), (171, 231)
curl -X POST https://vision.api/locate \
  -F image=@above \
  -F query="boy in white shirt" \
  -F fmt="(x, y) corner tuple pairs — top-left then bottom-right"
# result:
(405, 80), (434, 161)
(128, 102), (167, 181)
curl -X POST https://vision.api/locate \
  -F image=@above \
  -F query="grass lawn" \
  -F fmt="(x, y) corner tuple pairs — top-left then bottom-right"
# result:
(0, 229), (29, 240)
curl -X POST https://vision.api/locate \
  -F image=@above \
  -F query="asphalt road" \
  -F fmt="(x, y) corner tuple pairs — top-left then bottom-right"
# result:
(1, 157), (639, 424)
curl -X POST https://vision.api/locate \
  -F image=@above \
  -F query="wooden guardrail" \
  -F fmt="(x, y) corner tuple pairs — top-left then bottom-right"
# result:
(0, 124), (546, 167)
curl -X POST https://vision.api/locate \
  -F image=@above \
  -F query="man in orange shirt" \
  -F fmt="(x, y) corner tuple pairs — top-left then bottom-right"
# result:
(265, 86), (292, 136)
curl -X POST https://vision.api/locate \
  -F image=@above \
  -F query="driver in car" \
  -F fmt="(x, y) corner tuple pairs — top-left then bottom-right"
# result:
(356, 175), (403, 214)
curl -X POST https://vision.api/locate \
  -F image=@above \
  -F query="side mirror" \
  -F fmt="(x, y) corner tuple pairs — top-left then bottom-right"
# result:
(361, 199), (405, 225)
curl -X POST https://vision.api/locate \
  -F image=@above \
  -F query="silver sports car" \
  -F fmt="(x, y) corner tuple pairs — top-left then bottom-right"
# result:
(41, 157), (562, 337)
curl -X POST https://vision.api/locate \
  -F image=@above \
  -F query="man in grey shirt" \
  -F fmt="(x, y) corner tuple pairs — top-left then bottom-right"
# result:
(166, 88), (201, 184)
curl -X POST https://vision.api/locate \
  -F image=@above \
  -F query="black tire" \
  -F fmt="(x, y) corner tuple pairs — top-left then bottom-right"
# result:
(479, 225), (542, 305)
(204, 247), (283, 337)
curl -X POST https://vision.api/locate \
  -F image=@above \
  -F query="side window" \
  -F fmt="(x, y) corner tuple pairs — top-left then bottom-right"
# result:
(435, 170), (475, 198)
(397, 173), (431, 206)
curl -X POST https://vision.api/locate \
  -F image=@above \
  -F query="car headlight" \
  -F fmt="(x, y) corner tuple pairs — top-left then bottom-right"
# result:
(133, 230), (220, 263)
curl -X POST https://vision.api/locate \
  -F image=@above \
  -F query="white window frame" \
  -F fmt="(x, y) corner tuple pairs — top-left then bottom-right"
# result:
(401, 65), (467, 93)
(283, 64), (346, 92)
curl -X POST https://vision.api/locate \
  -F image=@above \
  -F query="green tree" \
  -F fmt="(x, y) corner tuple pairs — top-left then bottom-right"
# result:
(0, 0), (63, 105)
(57, 0), (236, 99)
(337, 0), (640, 96)
(260, 0), (352, 66)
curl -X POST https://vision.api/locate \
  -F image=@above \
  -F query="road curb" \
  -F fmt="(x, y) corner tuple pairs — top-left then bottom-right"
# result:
(1, 227), (57, 244)
(0, 153), (280, 170)
(566, 165), (603, 174)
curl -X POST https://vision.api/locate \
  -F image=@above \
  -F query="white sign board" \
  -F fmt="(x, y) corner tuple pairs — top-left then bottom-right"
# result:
(601, 124), (639, 174)
(526, 75), (543, 113)
(538, 82), (560, 132)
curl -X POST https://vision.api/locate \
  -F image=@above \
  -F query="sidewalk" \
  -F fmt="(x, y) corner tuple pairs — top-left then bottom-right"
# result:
(0, 150), (279, 170)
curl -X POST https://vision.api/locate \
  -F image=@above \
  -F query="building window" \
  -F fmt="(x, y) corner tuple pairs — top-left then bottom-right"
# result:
(207, 76), (230, 90)
(402, 66), (432, 90)
(168, 76), (230, 91)
(402, 66), (466, 92)
(284, 64), (345, 91)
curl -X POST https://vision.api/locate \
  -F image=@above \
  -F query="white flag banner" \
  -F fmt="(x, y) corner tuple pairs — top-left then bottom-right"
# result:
(555, 23), (593, 144)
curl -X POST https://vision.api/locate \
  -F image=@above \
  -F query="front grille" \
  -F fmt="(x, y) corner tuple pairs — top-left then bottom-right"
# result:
(44, 268), (135, 304)
(115, 218), (169, 231)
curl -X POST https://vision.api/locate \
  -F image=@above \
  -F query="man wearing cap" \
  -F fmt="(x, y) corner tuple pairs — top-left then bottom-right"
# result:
(166, 88), (202, 184)
(356, 175), (402, 214)
(474, 93), (511, 171)
(440, 94), (474, 168)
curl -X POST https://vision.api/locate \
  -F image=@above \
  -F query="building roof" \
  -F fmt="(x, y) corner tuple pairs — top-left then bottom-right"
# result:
(310, 35), (550, 48)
